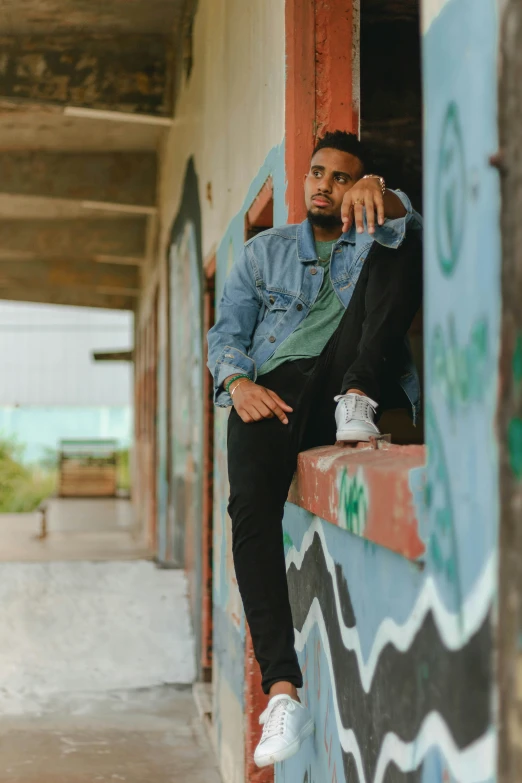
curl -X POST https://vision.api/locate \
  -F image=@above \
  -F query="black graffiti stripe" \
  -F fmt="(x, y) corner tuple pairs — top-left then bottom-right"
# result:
(344, 755), (422, 783)
(286, 532), (492, 783)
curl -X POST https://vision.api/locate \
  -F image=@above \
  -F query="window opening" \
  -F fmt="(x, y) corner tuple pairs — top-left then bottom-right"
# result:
(245, 177), (274, 240)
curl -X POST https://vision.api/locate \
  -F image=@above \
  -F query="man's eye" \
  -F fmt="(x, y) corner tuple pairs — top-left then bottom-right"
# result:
(336, 176), (347, 183)
(312, 170), (321, 177)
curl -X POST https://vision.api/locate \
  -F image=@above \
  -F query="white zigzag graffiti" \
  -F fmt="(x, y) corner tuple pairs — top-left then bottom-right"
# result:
(285, 518), (496, 782)
(286, 517), (495, 693)
(296, 597), (495, 783)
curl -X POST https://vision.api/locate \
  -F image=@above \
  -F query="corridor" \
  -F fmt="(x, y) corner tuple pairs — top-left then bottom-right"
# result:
(0, 505), (220, 782)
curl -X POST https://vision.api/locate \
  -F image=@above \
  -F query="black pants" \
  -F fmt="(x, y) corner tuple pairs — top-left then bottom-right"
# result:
(226, 235), (422, 694)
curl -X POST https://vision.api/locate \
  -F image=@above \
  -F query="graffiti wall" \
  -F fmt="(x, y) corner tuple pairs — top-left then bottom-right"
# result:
(166, 159), (206, 673)
(281, 503), (492, 783)
(278, 1), (501, 781)
(211, 143), (287, 783)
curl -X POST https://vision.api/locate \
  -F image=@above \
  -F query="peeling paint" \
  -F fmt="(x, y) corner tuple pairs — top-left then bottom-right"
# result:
(0, 35), (171, 115)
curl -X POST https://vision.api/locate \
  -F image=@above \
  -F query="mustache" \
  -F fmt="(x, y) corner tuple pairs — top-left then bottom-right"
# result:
(312, 193), (333, 204)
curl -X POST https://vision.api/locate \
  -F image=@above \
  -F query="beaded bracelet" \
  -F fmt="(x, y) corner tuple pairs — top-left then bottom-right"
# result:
(225, 373), (249, 394)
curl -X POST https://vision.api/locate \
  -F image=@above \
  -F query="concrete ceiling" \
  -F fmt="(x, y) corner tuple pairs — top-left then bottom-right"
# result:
(0, 110), (165, 152)
(0, 0), (185, 36)
(0, 0), (188, 310)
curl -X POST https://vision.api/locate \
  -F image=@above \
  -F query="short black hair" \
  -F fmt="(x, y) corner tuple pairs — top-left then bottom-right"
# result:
(312, 130), (370, 172)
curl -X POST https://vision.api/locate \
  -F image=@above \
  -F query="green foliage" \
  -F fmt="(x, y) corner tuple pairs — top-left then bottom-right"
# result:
(117, 448), (130, 492)
(0, 436), (56, 513)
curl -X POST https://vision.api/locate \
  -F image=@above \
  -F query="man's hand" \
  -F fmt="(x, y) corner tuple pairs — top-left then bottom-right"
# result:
(229, 378), (293, 424)
(341, 177), (406, 235)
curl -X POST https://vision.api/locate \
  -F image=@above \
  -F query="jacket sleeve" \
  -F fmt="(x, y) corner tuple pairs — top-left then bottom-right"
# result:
(207, 244), (262, 407)
(370, 189), (423, 249)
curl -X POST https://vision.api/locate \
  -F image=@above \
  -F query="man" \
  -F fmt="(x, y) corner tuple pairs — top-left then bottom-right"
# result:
(207, 130), (422, 767)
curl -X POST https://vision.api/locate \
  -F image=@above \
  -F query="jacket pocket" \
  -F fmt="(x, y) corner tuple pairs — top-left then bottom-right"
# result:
(261, 289), (295, 311)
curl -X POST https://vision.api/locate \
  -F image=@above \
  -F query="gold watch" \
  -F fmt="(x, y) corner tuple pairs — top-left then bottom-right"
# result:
(362, 174), (386, 197)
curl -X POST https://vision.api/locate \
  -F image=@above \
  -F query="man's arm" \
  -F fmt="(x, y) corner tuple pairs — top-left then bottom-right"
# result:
(207, 244), (261, 405)
(207, 244), (293, 423)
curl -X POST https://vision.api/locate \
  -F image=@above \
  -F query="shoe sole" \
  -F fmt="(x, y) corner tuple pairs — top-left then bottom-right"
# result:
(336, 430), (378, 443)
(254, 720), (315, 768)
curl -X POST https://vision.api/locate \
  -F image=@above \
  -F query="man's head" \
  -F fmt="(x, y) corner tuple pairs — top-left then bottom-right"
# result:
(304, 130), (368, 231)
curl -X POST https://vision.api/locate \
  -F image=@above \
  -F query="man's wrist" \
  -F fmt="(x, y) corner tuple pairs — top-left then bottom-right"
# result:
(362, 173), (386, 197)
(224, 373), (250, 395)
(230, 377), (251, 397)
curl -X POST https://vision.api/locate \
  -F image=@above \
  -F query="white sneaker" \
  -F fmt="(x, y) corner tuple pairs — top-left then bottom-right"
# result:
(254, 695), (314, 768)
(334, 393), (380, 442)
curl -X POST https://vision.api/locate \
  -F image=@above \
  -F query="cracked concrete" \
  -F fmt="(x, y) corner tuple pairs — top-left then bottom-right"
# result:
(0, 686), (221, 782)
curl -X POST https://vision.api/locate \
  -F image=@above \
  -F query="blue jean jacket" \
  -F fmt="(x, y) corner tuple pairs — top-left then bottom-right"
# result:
(207, 189), (423, 422)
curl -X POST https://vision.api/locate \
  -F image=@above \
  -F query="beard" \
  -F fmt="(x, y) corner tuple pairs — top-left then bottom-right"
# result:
(307, 208), (343, 230)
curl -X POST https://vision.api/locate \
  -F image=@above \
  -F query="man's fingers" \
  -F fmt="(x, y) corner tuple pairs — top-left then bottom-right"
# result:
(255, 401), (276, 419)
(375, 191), (385, 226)
(354, 199), (365, 234)
(364, 192), (376, 234)
(261, 392), (288, 424)
(267, 401), (289, 424)
(341, 201), (354, 233)
(235, 386), (292, 424)
(266, 389), (293, 412)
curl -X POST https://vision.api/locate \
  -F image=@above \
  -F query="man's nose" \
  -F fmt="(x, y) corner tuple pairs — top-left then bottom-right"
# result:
(318, 178), (332, 193)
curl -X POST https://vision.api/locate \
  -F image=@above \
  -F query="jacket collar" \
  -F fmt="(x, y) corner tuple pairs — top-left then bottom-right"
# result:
(296, 218), (356, 263)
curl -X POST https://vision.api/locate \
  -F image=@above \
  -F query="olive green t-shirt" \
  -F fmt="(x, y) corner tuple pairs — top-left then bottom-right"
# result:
(258, 239), (344, 376)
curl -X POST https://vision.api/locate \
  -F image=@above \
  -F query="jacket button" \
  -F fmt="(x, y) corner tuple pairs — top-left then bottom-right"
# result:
(310, 267), (317, 275)
(269, 296), (275, 304)
(296, 303), (303, 311)
(269, 336), (276, 343)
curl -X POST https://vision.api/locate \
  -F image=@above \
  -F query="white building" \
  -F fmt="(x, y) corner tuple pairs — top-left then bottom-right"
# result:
(0, 301), (133, 462)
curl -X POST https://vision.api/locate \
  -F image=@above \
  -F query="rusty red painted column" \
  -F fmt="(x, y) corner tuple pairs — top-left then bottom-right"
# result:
(285, 0), (360, 222)
(241, 2), (362, 780)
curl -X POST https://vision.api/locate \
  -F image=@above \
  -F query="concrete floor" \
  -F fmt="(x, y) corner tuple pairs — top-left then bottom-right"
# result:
(0, 498), (149, 561)
(0, 561), (195, 706)
(0, 686), (221, 783)
(0, 501), (221, 782)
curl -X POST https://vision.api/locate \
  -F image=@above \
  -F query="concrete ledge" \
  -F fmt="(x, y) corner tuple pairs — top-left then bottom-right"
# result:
(288, 443), (426, 562)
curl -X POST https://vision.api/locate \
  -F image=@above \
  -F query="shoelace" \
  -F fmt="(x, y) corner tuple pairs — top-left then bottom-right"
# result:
(259, 697), (294, 739)
(334, 394), (378, 425)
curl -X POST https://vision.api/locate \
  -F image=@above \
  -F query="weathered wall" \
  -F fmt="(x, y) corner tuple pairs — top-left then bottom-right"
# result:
(498, 1), (522, 780)
(279, 1), (501, 781)
(136, 1), (285, 779)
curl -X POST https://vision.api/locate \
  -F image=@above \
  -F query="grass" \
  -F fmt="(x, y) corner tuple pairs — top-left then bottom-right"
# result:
(0, 439), (131, 512)
(117, 448), (131, 493)
(0, 437), (57, 513)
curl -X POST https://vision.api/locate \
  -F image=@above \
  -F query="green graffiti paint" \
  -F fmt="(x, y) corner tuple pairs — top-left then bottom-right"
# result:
(431, 315), (489, 416)
(283, 532), (294, 550)
(508, 418), (522, 480)
(426, 406), (461, 609)
(436, 102), (466, 276)
(338, 468), (368, 536)
(508, 334), (522, 481)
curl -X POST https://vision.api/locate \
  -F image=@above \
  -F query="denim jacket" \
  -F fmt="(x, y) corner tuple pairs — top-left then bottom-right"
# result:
(207, 189), (423, 422)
